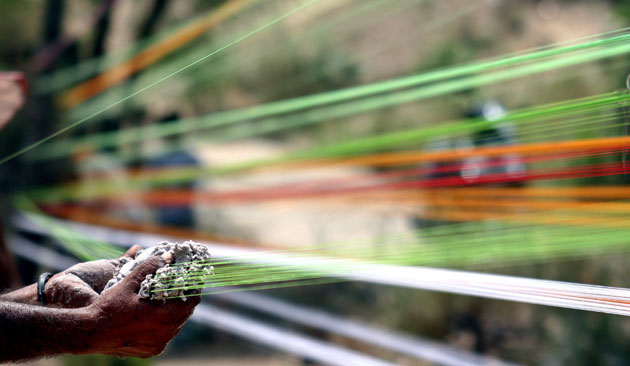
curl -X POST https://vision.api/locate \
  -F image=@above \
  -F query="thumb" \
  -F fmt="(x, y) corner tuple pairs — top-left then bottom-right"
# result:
(121, 256), (165, 293)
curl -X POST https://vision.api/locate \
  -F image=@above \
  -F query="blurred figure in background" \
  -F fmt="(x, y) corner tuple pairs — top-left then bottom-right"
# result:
(73, 118), (150, 223)
(464, 101), (526, 185)
(145, 113), (200, 229)
(413, 101), (526, 229)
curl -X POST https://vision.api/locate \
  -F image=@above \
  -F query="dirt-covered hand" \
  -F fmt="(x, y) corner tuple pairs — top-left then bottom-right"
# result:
(45, 246), (141, 308)
(83, 255), (200, 357)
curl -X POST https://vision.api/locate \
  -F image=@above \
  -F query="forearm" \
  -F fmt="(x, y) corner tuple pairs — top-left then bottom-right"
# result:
(0, 300), (96, 362)
(1, 283), (38, 304)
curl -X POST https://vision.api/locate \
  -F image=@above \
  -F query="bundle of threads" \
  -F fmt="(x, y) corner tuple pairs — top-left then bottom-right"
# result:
(103, 241), (214, 301)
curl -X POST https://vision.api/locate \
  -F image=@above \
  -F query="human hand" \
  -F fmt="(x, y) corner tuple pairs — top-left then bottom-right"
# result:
(82, 255), (200, 357)
(46, 246), (141, 308)
(0, 72), (26, 129)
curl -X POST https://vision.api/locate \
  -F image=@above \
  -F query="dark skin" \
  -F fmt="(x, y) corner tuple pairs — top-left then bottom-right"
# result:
(3, 246), (140, 307)
(0, 245), (200, 362)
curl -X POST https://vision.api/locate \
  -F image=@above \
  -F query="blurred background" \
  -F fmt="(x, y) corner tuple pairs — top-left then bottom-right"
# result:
(2, 0), (630, 365)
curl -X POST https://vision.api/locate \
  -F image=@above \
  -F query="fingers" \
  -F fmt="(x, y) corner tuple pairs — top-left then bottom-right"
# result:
(121, 256), (165, 293)
(46, 273), (99, 308)
(123, 245), (141, 259)
(111, 245), (141, 269)
(68, 260), (116, 292)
